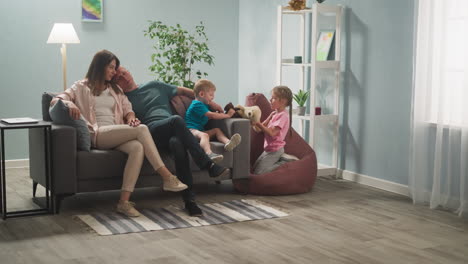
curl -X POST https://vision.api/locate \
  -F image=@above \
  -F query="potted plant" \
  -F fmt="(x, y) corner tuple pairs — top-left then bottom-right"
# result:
(293, 90), (310, 115)
(144, 21), (214, 89)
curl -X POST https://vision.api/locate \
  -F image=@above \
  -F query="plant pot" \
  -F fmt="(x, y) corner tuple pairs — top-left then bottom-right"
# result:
(297, 106), (306, 116)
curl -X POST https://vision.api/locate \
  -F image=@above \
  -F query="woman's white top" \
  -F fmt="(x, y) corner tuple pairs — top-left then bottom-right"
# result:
(94, 88), (116, 127)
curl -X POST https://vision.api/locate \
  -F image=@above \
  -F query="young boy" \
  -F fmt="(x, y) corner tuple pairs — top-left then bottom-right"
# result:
(185, 79), (241, 162)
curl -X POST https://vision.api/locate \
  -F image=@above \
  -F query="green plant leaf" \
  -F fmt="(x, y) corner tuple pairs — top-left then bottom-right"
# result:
(144, 20), (214, 88)
(293, 90), (310, 107)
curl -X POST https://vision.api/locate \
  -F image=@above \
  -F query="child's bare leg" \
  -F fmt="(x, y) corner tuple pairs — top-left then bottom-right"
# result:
(206, 128), (241, 152)
(201, 128), (224, 163)
(190, 129), (212, 154)
(206, 128), (229, 144)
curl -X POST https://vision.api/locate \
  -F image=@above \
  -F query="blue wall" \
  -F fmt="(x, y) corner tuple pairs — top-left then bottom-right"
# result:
(2, 0), (415, 187)
(238, 0), (414, 185)
(0, 0), (239, 159)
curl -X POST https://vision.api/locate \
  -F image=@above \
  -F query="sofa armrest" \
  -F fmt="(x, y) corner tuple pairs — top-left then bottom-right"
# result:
(29, 124), (77, 195)
(207, 118), (250, 180)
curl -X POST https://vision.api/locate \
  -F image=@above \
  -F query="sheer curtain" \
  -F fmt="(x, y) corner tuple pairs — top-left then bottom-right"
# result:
(410, 0), (468, 217)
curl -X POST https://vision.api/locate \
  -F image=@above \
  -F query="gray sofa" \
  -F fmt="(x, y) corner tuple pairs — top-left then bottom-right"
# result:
(29, 93), (250, 212)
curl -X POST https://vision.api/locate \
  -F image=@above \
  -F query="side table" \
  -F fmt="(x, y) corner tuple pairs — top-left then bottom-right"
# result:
(0, 121), (54, 219)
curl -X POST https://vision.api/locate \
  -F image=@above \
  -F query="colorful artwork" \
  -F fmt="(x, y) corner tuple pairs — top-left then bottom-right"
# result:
(316, 31), (335, 61)
(82, 0), (103, 22)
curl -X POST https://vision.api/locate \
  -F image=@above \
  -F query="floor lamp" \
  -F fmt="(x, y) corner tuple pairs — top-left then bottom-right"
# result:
(47, 23), (80, 91)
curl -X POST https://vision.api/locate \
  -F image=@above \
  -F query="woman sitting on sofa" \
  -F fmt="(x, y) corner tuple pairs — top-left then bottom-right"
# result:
(50, 50), (187, 217)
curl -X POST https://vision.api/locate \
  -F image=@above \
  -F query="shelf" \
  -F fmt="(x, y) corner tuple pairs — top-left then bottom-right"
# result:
(316, 61), (340, 69)
(281, 61), (339, 69)
(293, 114), (338, 122)
(281, 7), (313, 14)
(282, 63), (313, 67)
(316, 4), (342, 15)
(281, 4), (342, 16)
(277, 4), (342, 177)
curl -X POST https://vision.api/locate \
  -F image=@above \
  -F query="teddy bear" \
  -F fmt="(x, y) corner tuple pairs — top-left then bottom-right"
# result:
(223, 102), (242, 118)
(223, 102), (262, 132)
(235, 104), (262, 133)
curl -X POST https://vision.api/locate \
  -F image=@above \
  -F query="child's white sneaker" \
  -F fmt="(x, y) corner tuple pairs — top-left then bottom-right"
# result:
(207, 152), (224, 163)
(224, 133), (241, 152)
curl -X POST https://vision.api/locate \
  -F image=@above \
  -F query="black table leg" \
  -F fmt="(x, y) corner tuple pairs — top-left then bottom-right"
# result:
(44, 126), (54, 213)
(1, 129), (6, 220)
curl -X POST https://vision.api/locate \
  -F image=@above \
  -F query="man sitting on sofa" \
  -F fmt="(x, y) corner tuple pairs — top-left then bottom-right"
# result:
(113, 67), (230, 216)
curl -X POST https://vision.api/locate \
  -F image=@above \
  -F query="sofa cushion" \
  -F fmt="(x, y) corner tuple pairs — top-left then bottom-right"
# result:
(170, 95), (194, 118)
(76, 150), (180, 180)
(49, 99), (91, 151)
(42, 92), (58, 121)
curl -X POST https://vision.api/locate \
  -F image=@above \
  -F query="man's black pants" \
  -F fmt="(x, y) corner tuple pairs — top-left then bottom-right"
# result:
(147, 116), (212, 202)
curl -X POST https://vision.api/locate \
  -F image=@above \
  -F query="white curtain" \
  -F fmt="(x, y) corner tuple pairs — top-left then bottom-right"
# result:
(410, 0), (468, 217)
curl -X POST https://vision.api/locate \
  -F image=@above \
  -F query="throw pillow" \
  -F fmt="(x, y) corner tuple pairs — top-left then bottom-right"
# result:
(42, 92), (58, 121)
(49, 99), (91, 151)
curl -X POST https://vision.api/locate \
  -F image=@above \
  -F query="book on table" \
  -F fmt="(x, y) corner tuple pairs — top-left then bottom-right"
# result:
(1, 117), (39, 124)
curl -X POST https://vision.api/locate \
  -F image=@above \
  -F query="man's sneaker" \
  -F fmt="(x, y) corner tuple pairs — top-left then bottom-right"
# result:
(224, 133), (241, 152)
(163, 175), (188, 192)
(207, 152), (224, 163)
(116, 201), (141, 217)
(208, 163), (230, 178)
(185, 201), (203, 217)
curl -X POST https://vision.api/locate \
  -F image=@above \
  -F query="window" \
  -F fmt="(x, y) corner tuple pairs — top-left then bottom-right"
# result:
(417, 0), (468, 126)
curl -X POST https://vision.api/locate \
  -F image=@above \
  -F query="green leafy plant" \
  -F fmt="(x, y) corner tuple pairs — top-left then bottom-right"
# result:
(144, 21), (214, 89)
(293, 90), (310, 107)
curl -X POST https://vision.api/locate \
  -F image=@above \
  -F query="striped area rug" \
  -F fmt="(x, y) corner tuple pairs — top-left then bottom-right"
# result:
(76, 199), (288, 235)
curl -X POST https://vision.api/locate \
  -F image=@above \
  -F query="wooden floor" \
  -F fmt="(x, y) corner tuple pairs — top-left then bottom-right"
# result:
(1, 167), (467, 264)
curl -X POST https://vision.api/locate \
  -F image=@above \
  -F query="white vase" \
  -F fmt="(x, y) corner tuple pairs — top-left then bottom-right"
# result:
(297, 106), (306, 116)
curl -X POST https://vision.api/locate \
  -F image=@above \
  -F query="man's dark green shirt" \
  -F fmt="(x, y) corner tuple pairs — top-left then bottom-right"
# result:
(124, 81), (177, 124)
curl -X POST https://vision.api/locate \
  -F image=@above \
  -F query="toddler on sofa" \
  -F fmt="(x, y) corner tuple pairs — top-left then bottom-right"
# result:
(185, 79), (241, 163)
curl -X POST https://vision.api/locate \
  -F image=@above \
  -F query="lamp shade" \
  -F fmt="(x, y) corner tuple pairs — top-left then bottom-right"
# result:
(47, 23), (80, 44)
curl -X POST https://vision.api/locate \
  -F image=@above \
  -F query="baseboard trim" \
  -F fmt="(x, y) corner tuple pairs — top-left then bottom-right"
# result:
(337, 169), (410, 197)
(5, 159), (29, 169)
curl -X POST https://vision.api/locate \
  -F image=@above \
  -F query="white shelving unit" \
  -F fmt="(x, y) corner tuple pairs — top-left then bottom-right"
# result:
(276, 4), (343, 177)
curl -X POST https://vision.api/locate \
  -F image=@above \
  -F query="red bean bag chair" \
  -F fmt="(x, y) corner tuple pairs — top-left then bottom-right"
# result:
(232, 93), (317, 195)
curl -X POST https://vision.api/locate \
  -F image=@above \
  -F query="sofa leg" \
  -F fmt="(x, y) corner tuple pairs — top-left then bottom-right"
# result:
(32, 181), (38, 197)
(54, 194), (73, 214)
(54, 195), (62, 214)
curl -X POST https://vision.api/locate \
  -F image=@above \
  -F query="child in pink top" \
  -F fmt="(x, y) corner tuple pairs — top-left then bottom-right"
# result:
(252, 86), (293, 174)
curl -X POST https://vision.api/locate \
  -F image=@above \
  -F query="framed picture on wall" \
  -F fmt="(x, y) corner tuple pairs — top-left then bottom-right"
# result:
(82, 0), (103, 22)
(316, 30), (335, 61)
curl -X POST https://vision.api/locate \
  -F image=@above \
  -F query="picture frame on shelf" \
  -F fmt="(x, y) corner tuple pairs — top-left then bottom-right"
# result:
(316, 30), (335, 61)
(82, 0), (103, 22)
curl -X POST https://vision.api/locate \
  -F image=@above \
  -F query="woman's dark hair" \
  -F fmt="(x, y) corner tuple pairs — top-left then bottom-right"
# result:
(86, 49), (121, 96)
